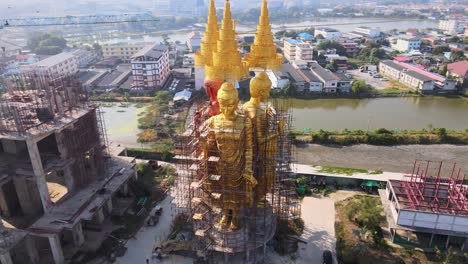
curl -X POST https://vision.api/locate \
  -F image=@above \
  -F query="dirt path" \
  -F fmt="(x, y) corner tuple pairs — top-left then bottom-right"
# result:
(296, 144), (468, 173)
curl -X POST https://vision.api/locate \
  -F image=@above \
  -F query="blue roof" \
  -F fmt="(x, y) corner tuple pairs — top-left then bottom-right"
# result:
(286, 39), (302, 45)
(298, 32), (314, 38)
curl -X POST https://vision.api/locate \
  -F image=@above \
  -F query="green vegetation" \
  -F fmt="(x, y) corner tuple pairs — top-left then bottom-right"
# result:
(316, 166), (382, 175)
(317, 40), (347, 56)
(292, 128), (468, 146)
(274, 218), (305, 255)
(27, 32), (67, 55)
(274, 27), (315, 39)
(352, 80), (375, 95)
(336, 195), (468, 264)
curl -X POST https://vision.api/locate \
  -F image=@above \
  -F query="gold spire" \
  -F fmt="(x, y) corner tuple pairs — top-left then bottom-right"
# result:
(205, 0), (249, 82)
(194, 0), (219, 67)
(244, 0), (283, 70)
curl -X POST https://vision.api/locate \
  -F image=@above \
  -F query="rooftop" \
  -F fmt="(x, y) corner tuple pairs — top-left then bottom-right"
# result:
(316, 27), (339, 32)
(309, 62), (339, 82)
(131, 44), (168, 60)
(285, 39), (303, 45)
(280, 63), (305, 83)
(31, 52), (75, 68)
(448, 60), (468, 77)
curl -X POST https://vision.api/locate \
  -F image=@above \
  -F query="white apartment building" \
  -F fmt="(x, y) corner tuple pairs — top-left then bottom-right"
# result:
(22, 52), (78, 77)
(315, 28), (342, 40)
(439, 19), (465, 34)
(392, 36), (421, 52)
(72, 49), (97, 68)
(131, 44), (170, 93)
(379, 60), (435, 92)
(351, 26), (381, 38)
(283, 39), (313, 62)
(296, 43), (313, 62)
(102, 43), (147, 62)
(187, 31), (202, 52)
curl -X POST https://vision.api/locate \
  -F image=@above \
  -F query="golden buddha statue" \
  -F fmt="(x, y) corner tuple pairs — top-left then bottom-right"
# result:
(242, 72), (277, 205)
(205, 82), (256, 230)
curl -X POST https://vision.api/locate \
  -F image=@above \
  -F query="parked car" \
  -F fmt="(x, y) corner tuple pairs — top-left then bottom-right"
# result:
(323, 250), (333, 264)
(380, 78), (388, 81)
(373, 74), (382, 78)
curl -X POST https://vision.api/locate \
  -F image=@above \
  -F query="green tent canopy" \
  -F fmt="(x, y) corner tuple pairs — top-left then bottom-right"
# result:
(361, 180), (380, 188)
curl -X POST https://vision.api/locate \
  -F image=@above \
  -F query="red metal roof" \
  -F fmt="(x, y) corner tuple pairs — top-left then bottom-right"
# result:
(447, 61), (468, 77)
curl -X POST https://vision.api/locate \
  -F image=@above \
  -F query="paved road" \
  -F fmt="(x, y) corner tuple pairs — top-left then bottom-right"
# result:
(349, 69), (391, 89)
(115, 196), (193, 264)
(297, 196), (337, 264)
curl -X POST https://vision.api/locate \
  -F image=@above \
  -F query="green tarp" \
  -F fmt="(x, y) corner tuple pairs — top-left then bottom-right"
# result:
(361, 180), (380, 188)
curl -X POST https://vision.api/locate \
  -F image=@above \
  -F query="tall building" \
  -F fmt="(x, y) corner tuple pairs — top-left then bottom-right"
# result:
(283, 39), (313, 62)
(131, 44), (170, 93)
(187, 31), (202, 52)
(392, 36), (421, 52)
(0, 73), (136, 264)
(439, 19), (465, 34)
(22, 52), (79, 77)
(102, 43), (147, 62)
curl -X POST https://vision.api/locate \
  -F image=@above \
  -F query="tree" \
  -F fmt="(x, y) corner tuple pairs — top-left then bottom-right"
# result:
(283, 83), (297, 96)
(352, 80), (374, 94)
(92, 43), (103, 56)
(317, 40), (347, 56)
(27, 32), (67, 55)
(439, 64), (448, 76)
(450, 50), (466, 62)
(432, 46), (451, 55)
(315, 34), (325, 40)
(448, 36), (460, 43)
(162, 33), (171, 47)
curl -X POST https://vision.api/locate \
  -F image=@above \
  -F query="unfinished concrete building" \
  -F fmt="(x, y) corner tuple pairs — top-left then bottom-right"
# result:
(0, 73), (137, 264)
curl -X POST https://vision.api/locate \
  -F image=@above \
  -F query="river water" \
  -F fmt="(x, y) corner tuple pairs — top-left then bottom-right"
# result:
(95, 17), (438, 44)
(280, 97), (468, 131)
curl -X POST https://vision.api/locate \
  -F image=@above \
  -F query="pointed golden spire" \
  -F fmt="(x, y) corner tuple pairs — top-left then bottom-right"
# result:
(194, 0), (219, 67)
(205, 0), (249, 82)
(244, 0), (283, 70)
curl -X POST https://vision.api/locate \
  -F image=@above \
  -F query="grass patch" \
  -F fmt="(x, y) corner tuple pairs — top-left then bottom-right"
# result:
(316, 166), (382, 175)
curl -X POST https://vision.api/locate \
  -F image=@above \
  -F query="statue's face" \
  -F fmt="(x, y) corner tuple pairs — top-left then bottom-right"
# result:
(219, 98), (238, 118)
(260, 85), (271, 102)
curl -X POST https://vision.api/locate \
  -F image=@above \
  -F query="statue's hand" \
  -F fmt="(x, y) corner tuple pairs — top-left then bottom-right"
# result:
(244, 173), (258, 186)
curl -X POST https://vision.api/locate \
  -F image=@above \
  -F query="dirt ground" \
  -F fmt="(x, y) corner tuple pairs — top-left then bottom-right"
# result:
(296, 144), (468, 173)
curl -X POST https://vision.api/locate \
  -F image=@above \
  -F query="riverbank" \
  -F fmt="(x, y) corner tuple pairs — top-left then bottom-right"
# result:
(295, 144), (468, 173)
(292, 128), (468, 145)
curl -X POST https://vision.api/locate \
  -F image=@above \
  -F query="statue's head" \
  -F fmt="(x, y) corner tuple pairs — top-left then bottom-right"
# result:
(217, 82), (239, 119)
(250, 72), (272, 102)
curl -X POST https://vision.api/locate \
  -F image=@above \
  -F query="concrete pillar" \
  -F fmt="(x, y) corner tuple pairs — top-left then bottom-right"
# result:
(0, 188), (11, 217)
(26, 236), (40, 264)
(13, 175), (41, 215)
(445, 235), (451, 249)
(429, 233), (434, 247)
(0, 252), (13, 264)
(105, 199), (113, 215)
(95, 207), (105, 224)
(48, 234), (64, 264)
(63, 165), (75, 192)
(26, 139), (52, 212)
(72, 222), (85, 247)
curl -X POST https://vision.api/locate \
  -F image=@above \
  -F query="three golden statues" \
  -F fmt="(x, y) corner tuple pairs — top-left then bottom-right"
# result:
(197, 0), (283, 230)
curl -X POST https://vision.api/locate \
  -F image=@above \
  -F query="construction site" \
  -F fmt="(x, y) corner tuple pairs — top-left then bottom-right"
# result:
(381, 160), (468, 251)
(0, 72), (137, 264)
(170, 1), (301, 263)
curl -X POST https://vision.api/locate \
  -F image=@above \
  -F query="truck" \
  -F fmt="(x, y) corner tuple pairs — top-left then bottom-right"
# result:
(359, 65), (378, 72)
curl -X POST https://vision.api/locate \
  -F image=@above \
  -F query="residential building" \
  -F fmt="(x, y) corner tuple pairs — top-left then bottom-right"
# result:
(267, 70), (290, 90)
(309, 61), (342, 93)
(283, 39), (301, 61)
(0, 40), (22, 58)
(102, 43), (147, 62)
(22, 52), (79, 77)
(131, 44), (170, 94)
(71, 49), (97, 68)
(183, 53), (195, 68)
(315, 28), (342, 40)
(283, 39), (313, 62)
(439, 19), (465, 34)
(297, 32), (314, 42)
(337, 38), (360, 56)
(392, 36), (421, 52)
(298, 69), (323, 92)
(350, 26), (381, 38)
(447, 61), (468, 88)
(278, 63), (306, 91)
(379, 60), (456, 93)
(187, 31), (202, 52)
(295, 43), (313, 62)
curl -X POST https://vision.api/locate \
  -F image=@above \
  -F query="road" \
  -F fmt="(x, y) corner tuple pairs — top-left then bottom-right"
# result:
(348, 69), (391, 90)
(268, 196), (337, 264)
(115, 196), (193, 264)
